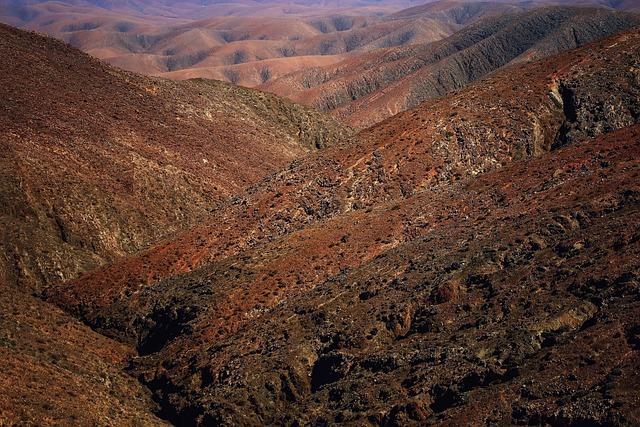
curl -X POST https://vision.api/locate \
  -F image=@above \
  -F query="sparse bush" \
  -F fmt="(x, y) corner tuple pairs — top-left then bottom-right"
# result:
(223, 69), (240, 85)
(260, 67), (271, 83)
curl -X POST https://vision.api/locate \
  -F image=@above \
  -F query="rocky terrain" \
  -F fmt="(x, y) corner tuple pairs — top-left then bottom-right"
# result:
(40, 25), (640, 425)
(263, 6), (640, 128)
(111, 122), (640, 426)
(0, 21), (350, 425)
(0, 283), (167, 425)
(1, 3), (639, 424)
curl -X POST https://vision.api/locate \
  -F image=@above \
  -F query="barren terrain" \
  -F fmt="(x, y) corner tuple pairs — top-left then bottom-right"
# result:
(5, 0), (637, 89)
(45, 26), (640, 425)
(263, 6), (640, 127)
(0, 5), (639, 426)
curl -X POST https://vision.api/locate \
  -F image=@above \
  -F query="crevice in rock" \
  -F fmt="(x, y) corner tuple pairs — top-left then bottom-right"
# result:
(136, 304), (198, 356)
(53, 213), (69, 243)
(552, 83), (578, 150)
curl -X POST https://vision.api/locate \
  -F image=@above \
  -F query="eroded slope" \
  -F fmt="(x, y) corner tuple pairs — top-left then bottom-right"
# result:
(138, 124), (640, 426)
(52, 28), (640, 328)
(263, 7), (639, 127)
(0, 282), (167, 425)
(46, 27), (640, 425)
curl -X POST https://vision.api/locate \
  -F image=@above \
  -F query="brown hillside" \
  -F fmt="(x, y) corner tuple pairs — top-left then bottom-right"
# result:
(42, 28), (640, 425)
(0, 14), (638, 427)
(51, 27), (640, 330)
(0, 22), (350, 292)
(1, 1), (524, 86)
(132, 121), (640, 425)
(0, 282), (167, 425)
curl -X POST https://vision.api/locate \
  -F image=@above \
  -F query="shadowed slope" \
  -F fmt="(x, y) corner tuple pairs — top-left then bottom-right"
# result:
(134, 123), (640, 425)
(0, 282), (168, 425)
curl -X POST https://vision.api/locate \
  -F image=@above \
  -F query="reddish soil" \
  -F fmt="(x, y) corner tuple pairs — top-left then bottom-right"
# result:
(1, 16), (639, 427)
(128, 122), (640, 425)
(0, 282), (168, 425)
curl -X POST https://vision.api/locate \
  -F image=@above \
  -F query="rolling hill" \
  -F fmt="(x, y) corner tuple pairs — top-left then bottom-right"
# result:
(0, 21), (350, 425)
(263, 6), (640, 127)
(0, 1), (456, 85)
(0, 0), (423, 20)
(0, 0), (567, 87)
(0, 0), (639, 420)
(2, 0), (638, 90)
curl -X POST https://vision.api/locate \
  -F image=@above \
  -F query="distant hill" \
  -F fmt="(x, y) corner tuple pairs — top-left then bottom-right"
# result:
(0, 0), (459, 85)
(0, 0), (423, 19)
(263, 6), (640, 127)
(2, 0), (638, 90)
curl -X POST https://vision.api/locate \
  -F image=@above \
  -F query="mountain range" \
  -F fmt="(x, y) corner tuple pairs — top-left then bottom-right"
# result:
(0, 1), (639, 425)
(1, 0), (638, 92)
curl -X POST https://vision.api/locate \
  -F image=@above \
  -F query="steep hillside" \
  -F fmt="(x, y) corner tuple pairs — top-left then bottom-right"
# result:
(0, 23), (350, 292)
(0, 283), (167, 425)
(390, 0), (525, 21)
(46, 27), (640, 424)
(130, 123), (640, 426)
(543, 0), (640, 10)
(52, 26), (640, 322)
(263, 7), (640, 127)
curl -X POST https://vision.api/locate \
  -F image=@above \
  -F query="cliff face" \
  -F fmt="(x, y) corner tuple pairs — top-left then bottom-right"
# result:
(0, 23), (351, 292)
(263, 7), (640, 128)
(45, 27), (640, 425)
